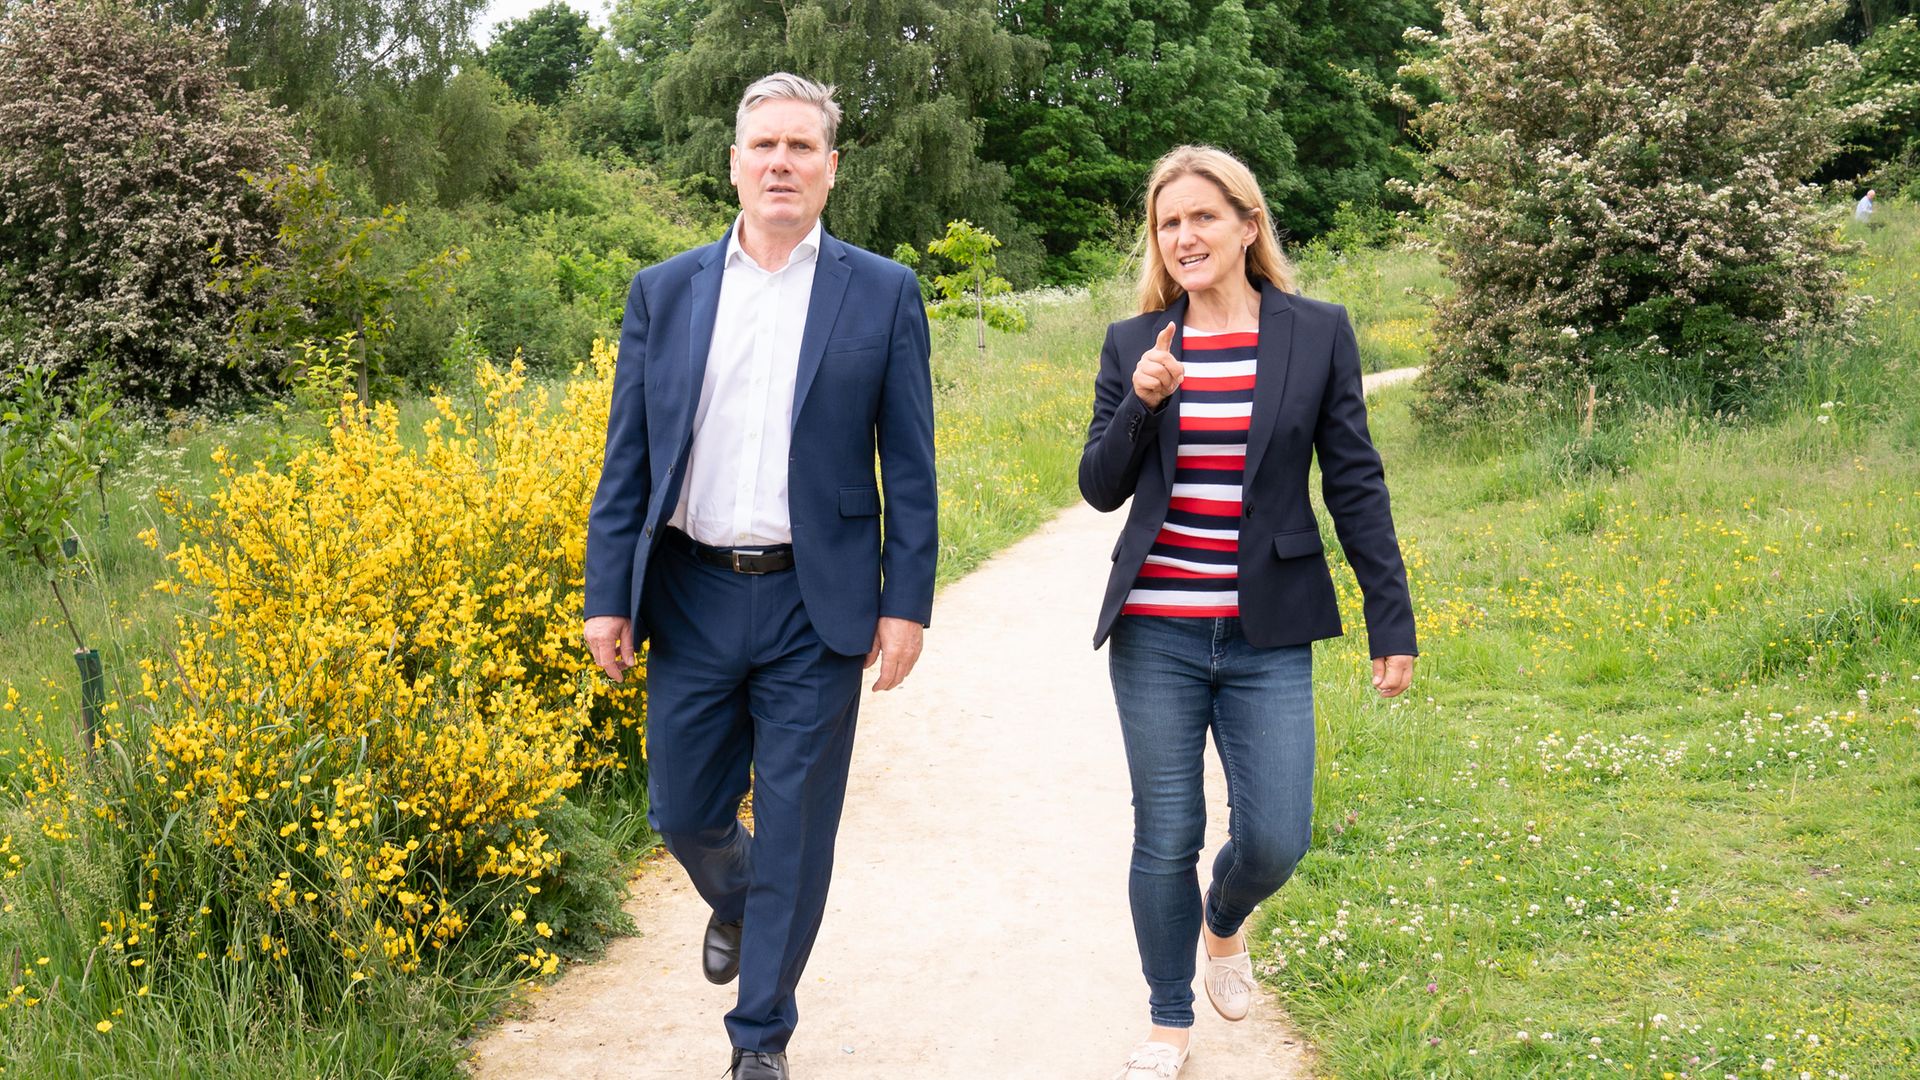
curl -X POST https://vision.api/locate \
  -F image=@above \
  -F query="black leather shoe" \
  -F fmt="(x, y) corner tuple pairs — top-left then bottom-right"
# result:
(703, 913), (742, 985)
(730, 1048), (789, 1079)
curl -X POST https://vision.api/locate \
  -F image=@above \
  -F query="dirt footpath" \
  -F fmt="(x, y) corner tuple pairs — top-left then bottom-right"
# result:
(468, 368), (1418, 1080)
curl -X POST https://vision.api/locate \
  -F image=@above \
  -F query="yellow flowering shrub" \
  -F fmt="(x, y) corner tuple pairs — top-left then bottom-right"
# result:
(128, 346), (642, 980)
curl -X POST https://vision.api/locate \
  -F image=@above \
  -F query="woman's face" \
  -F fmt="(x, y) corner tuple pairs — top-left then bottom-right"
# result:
(1154, 173), (1257, 298)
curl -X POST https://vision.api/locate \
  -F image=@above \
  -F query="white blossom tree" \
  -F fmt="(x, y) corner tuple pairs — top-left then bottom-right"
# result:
(1399, 0), (1878, 424)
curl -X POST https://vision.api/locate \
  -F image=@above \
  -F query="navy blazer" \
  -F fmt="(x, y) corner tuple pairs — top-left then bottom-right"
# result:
(1079, 280), (1417, 658)
(584, 226), (938, 657)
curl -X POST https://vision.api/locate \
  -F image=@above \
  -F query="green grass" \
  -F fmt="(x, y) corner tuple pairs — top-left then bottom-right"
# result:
(1264, 205), (1920, 1078)
(1296, 239), (1451, 373)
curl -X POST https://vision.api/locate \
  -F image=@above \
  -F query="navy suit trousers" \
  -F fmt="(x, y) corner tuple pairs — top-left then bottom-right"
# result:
(640, 540), (864, 1053)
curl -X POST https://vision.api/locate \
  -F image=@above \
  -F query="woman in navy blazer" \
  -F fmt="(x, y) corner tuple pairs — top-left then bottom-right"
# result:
(1080, 146), (1417, 1079)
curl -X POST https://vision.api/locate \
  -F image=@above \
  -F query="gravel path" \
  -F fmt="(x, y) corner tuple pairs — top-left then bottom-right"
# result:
(468, 367), (1419, 1080)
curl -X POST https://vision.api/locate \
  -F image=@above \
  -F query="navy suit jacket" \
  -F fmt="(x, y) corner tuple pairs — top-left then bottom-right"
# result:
(584, 225), (938, 657)
(1079, 280), (1417, 658)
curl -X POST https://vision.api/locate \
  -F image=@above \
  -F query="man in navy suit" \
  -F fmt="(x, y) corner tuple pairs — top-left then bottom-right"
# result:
(582, 72), (937, 1080)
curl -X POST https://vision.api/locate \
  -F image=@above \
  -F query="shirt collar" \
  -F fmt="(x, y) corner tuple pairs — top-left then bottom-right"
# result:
(726, 216), (823, 271)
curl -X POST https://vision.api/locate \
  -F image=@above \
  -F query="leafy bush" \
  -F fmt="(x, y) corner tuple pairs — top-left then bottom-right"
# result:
(1830, 16), (1920, 195)
(379, 157), (721, 384)
(1401, 0), (1873, 426)
(0, 0), (301, 408)
(216, 163), (468, 402)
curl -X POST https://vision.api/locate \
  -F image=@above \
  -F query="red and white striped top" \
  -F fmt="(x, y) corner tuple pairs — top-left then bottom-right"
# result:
(1121, 326), (1256, 618)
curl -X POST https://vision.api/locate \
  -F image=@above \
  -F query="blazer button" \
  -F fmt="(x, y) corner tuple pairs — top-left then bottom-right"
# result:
(1242, 503), (1254, 518)
(644, 526), (653, 538)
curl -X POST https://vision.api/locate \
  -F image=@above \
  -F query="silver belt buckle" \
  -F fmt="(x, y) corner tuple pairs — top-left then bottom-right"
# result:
(731, 551), (749, 573)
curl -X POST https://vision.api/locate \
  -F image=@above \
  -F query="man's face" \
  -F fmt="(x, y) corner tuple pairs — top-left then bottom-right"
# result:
(730, 99), (838, 238)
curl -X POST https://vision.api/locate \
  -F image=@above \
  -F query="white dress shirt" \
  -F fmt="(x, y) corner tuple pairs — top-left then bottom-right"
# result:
(669, 217), (821, 547)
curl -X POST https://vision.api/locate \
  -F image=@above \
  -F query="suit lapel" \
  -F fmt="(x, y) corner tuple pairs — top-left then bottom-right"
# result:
(1156, 293), (1192, 493)
(1242, 281), (1296, 482)
(685, 230), (728, 417)
(791, 230), (851, 433)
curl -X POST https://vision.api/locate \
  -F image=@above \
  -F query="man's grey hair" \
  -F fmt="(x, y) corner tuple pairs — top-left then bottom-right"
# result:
(734, 72), (842, 150)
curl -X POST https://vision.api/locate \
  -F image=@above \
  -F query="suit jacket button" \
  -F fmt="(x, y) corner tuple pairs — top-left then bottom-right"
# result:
(644, 526), (653, 538)
(1242, 504), (1254, 518)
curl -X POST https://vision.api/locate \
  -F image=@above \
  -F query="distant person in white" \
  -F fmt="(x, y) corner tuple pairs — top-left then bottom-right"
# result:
(1855, 189), (1876, 223)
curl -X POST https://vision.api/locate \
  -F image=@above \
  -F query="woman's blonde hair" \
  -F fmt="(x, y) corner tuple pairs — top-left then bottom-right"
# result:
(1135, 145), (1297, 314)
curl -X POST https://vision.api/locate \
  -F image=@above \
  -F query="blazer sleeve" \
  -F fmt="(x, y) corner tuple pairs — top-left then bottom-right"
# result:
(1078, 322), (1166, 513)
(876, 266), (938, 626)
(583, 270), (653, 624)
(1313, 307), (1418, 659)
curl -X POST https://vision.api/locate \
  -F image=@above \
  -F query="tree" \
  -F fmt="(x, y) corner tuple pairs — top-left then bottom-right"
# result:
(979, 0), (1438, 278)
(0, 0), (302, 407)
(983, 0), (1290, 278)
(1402, 0), (1873, 425)
(485, 2), (598, 106)
(143, 0), (491, 112)
(563, 0), (706, 155)
(924, 221), (1027, 352)
(139, 0), (492, 206)
(0, 368), (118, 747)
(1827, 15), (1920, 192)
(1256, 0), (1439, 238)
(652, 0), (1044, 280)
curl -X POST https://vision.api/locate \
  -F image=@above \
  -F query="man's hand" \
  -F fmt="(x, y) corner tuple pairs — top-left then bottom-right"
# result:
(585, 615), (637, 683)
(1372, 654), (1414, 698)
(864, 616), (924, 691)
(1131, 322), (1184, 408)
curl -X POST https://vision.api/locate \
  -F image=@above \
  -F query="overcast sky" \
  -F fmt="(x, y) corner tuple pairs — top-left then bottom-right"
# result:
(474, 0), (607, 46)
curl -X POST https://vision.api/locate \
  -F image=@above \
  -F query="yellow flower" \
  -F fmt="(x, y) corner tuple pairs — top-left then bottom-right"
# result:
(95, 1020), (112, 1033)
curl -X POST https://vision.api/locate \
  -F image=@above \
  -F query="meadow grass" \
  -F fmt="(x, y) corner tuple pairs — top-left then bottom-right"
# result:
(1294, 240), (1451, 374)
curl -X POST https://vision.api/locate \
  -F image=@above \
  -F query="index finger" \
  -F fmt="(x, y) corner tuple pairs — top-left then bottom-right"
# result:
(1154, 322), (1177, 352)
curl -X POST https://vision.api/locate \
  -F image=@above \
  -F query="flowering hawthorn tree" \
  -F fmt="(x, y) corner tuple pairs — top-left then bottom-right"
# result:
(0, 0), (300, 407)
(1399, 0), (1877, 424)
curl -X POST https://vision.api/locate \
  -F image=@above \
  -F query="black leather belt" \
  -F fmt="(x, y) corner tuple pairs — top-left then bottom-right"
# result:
(663, 526), (795, 574)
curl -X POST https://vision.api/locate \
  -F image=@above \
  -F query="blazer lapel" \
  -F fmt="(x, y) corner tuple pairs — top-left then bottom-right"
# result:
(791, 230), (852, 433)
(1241, 281), (1296, 482)
(686, 230), (728, 414)
(1155, 293), (1192, 492)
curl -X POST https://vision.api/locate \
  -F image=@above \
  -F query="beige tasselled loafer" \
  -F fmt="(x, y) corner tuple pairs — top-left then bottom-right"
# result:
(1114, 1038), (1191, 1079)
(1202, 945), (1255, 1022)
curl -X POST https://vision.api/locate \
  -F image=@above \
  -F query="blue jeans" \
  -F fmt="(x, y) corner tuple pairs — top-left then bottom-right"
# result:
(1107, 615), (1316, 1029)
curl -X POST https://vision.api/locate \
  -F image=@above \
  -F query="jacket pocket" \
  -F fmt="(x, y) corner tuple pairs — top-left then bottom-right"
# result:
(1272, 527), (1324, 559)
(823, 332), (888, 356)
(839, 486), (882, 517)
